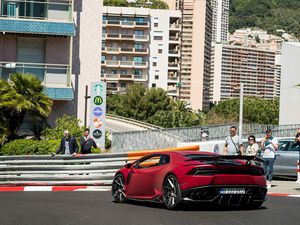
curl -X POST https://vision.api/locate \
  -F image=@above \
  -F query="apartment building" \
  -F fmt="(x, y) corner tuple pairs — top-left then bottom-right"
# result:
(211, 44), (277, 103)
(101, 6), (181, 98)
(164, 0), (212, 110)
(211, 0), (229, 44)
(279, 42), (300, 125)
(0, 0), (102, 124)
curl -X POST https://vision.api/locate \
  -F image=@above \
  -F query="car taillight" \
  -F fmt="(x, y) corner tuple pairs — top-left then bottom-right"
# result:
(187, 167), (216, 175)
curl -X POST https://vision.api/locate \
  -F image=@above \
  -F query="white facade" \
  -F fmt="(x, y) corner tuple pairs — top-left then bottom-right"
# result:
(211, 0), (229, 44)
(279, 42), (300, 125)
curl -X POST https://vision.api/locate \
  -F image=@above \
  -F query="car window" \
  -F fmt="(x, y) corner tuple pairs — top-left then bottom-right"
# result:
(137, 155), (161, 169)
(289, 142), (300, 152)
(278, 141), (290, 151)
(159, 155), (170, 166)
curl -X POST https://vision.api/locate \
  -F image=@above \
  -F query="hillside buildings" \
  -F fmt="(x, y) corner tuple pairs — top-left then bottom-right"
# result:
(0, 0), (102, 124)
(101, 6), (181, 99)
(279, 42), (300, 125)
(211, 44), (278, 103)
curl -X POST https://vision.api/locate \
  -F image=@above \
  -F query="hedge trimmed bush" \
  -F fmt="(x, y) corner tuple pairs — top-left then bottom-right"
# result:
(0, 139), (60, 155)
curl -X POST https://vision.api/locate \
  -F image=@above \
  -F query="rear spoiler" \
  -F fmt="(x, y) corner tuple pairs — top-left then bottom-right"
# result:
(185, 155), (265, 164)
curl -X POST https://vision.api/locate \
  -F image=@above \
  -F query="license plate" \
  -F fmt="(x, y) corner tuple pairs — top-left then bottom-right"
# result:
(220, 188), (245, 194)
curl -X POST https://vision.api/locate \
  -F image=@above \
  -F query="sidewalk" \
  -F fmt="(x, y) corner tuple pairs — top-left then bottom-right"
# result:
(268, 180), (300, 196)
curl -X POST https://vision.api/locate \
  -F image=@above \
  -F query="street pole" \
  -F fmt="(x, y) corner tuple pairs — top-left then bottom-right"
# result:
(84, 85), (91, 128)
(239, 83), (244, 142)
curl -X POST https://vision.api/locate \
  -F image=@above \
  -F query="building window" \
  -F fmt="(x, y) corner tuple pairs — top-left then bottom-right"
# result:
(120, 70), (127, 75)
(120, 82), (126, 88)
(155, 75), (159, 80)
(158, 49), (162, 54)
(154, 23), (158, 27)
(134, 30), (144, 35)
(154, 36), (163, 40)
(153, 62), (157, 66)
(152, 83), (156, 88)
(133, 56), (143, 62)
(133, 69), (142, 75)
(111, 70), (118, 74)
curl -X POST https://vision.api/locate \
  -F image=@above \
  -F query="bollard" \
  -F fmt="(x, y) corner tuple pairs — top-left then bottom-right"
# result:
(297, 160), (300, 183)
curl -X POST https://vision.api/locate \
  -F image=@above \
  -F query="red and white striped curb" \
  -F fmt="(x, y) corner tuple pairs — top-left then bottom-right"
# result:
(0, 186), (111, 192)
(1, 187), (300, 198)
(267, 193), (300, 198)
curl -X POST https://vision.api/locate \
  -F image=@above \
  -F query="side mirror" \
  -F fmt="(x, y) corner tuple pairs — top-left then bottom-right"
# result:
(125, 163), (133, 169)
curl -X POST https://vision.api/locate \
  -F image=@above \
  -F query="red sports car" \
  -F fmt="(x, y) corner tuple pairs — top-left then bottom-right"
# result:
(111, 151), (267, 209)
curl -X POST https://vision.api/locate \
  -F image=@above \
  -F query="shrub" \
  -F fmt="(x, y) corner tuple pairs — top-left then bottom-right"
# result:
(0, 139), (60, 155)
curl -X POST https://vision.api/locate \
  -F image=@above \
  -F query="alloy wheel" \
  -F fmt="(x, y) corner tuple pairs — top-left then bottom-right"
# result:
(112, 174), (126, 203)
(162, 175), (181, 209)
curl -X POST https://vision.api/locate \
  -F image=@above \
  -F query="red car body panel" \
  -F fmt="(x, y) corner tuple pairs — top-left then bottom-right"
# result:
(113, 151), (267, 204)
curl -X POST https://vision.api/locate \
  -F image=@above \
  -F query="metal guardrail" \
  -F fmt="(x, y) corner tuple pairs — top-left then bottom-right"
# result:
(0, 146), (199, 187)
(0, 153), (126, 187)
(106, 113), (163, 130)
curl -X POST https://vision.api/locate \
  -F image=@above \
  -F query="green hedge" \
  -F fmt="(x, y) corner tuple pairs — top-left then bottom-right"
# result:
(0, 139), (60, 155)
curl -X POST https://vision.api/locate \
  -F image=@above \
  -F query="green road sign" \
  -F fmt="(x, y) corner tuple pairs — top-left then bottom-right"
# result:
(94, 96), (103, 105)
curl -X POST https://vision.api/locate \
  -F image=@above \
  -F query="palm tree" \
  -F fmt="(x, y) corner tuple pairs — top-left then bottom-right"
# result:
(0, 73), (53, 140)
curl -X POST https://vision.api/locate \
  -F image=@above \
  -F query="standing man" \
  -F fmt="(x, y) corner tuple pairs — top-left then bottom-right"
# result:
(260, 129), (278, 189)
(80, 128), (98, 154)
(54, 130), (78, 156)
(223, 126), (243, 155)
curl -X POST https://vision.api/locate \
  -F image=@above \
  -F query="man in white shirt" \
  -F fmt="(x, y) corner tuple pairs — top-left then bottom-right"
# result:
(260, 129), (278, 189)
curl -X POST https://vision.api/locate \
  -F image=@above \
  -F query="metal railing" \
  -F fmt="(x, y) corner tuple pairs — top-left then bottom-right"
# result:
(102, 60), (148, 68)
(103, 20), (149, 27)
(0, 153), (126, 187)
(1, 0), (72, 21)
(0, 61), (71, 87)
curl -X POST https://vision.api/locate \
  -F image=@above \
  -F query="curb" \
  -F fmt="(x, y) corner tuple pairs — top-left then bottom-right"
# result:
(267, 193), (300, 197)
(1, 186), (300, 197)
(0, 186), (111, 192)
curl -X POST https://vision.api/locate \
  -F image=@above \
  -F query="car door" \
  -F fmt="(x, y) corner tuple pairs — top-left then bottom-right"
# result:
(281, 141), (300, 177)
(126, 154), (161, 197)
(273, 140), (289, 176)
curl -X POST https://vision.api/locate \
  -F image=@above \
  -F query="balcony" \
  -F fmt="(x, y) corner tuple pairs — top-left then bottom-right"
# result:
(103, 20), (149, 28)
(168, 49), (180, 57)
(167, 76), (178, 84)
(101, 60), (148, 68)
(0, 61), (73, 100)
(102, 33), (149, 42)
(0, 0), (75, 36)
(101, 73), (147, 82)
(169, 23), (180, 31)
(168, 63), (180, 70)
(102, 47), (149, 55)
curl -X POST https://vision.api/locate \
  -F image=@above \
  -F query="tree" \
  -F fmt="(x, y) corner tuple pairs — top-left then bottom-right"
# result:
(0, 73), (53, 140)
(205, 97), (279, 125)
(103, 0), (129, 7)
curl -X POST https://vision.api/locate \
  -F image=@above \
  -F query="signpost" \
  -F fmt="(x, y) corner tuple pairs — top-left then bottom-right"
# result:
(90, 82), (106, 150)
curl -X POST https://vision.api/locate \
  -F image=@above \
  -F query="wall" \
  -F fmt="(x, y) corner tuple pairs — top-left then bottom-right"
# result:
(0, 36), (17, 61)
(279, 42), (300, 125)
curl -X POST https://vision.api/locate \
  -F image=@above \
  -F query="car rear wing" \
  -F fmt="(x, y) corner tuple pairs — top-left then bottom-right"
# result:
(185, 154), (264, 165)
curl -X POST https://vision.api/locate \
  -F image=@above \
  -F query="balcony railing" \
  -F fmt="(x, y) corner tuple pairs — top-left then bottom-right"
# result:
(101, 73), (147, 81)
(0, 0), (72, 22)
(102, 60), (148, 68)
(102, 33), (149, 42)
(103, 20), (149, 27)
(103, 47), (148, 54)
(0, 61), (70, 87)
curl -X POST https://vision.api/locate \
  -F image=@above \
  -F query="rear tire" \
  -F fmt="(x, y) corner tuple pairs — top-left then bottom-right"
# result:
(111, 174), (126, 203)
(162, 175), (181, 210)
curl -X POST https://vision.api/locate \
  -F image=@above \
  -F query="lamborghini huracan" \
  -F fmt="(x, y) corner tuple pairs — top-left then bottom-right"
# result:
(111, 151), (267, 209)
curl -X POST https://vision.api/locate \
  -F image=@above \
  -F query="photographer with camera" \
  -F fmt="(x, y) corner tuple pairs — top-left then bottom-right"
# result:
(260, 129), (278, 189)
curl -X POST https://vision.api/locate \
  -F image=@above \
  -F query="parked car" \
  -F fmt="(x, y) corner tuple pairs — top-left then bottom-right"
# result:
(111, 151), (267, 209)
(273, 138), (300, 178)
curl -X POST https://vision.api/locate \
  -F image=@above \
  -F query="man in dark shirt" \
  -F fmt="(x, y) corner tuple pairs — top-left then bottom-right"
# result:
(54, 130), (78, 156)
(80, 128), (98, 154)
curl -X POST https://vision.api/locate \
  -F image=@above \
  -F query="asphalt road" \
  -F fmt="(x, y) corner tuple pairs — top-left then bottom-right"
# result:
(106, 118), (146, 132)
(1, 192), (299, 225)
